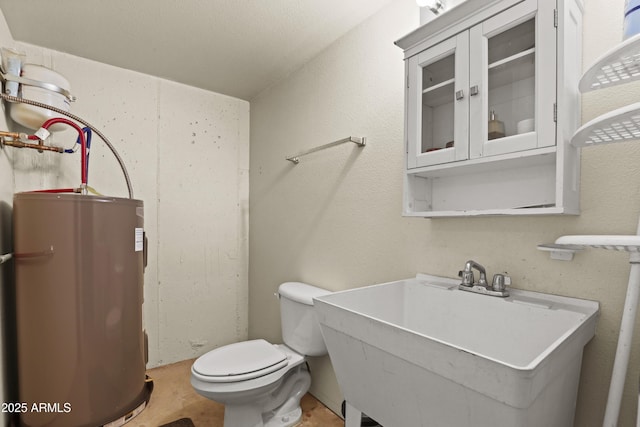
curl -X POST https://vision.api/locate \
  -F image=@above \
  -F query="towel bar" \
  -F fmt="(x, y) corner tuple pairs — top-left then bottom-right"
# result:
(286, 136), (366, 164)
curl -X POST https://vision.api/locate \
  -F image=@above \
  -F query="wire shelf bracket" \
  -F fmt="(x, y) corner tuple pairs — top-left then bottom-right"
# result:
(286, 136), (366, 164)
(548, 30), (640, 427)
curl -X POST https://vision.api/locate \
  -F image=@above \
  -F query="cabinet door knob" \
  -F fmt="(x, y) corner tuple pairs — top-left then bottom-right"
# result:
(455, 90), (464, 100)
(470, 85), (479, 96)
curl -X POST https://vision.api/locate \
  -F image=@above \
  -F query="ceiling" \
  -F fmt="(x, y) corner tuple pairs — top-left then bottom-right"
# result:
(0, 0), (395, 100)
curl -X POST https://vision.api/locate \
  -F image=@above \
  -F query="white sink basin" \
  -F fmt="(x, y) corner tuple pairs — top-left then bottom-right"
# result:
(313, 274), (599, 427)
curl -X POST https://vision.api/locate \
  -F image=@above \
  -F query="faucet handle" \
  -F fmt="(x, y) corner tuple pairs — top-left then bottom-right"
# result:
(458, 269), (474, 287)
(491, 273), (511, 292)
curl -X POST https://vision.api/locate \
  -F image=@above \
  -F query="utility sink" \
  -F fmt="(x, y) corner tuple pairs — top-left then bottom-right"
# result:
(313, 274), (599, 427)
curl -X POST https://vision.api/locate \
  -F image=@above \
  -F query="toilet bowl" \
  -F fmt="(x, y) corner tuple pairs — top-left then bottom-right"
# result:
(191, 282), (331, 427)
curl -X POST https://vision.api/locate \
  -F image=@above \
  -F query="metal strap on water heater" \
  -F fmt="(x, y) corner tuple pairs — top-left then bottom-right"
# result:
(0, 72), (76, 102)
(13, 245), (55, 259)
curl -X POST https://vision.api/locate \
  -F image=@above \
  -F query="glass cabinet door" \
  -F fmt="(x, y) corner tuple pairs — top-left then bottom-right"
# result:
(406, 33), (469, 168)
(468, 0), (556, 159)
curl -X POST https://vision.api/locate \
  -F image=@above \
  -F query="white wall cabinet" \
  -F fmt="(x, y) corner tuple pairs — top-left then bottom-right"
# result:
(396, 0), (583, 217)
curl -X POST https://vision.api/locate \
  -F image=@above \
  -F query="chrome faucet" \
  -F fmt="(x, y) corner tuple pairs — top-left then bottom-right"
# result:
(458, 260), (510, 297)
(459, 260), (487, 287)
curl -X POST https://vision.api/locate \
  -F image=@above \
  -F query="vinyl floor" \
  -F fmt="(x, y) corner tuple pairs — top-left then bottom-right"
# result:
(127, 358), (344, 427)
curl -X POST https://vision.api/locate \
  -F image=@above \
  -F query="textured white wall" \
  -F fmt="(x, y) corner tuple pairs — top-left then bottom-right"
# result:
(249, 0), (640, 425)
(250, 0), (424, 414)
(0, 10), (249, 388)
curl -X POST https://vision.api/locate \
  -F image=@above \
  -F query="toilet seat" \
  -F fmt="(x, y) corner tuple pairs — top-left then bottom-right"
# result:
(192, 339), (289, 383)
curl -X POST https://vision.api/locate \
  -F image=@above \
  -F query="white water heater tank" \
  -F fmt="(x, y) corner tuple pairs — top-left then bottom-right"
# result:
(9, 64), (71, 131)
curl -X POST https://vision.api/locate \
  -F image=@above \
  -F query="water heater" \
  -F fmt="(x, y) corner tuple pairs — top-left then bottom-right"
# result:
(13, 192), (150, 427)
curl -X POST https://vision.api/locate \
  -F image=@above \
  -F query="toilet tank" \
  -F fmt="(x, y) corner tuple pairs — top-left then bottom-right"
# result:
(278, 282), (331, 356)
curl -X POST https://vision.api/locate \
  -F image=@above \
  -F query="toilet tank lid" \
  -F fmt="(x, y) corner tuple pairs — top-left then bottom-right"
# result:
(278, 282), (331, 305)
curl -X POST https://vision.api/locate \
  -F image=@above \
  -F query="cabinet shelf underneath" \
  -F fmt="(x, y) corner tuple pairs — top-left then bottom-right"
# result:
(407, 206), (573, 218)
(403, 147), (575, 217)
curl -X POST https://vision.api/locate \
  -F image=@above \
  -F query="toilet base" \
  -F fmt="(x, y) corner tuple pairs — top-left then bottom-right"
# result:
(223, 399), (303, 427)
(223, 403), (264, 427)
(264, 407), (302, 427)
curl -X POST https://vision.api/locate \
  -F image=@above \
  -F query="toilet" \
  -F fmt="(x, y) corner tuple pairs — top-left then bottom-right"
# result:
(190, 282), (331, 427)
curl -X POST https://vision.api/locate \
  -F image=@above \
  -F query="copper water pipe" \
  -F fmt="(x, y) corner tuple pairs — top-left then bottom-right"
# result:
(0, 130), (21, 139)
(0, 133), (64, 153)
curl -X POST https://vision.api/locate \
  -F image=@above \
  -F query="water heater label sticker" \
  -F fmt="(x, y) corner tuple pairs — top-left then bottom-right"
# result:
(135, 228), (144, 252)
